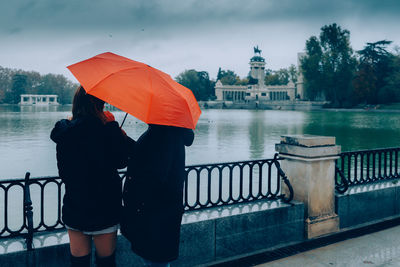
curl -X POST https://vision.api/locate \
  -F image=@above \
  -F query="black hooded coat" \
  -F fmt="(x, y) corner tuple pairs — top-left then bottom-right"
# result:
(121, 125), (194, 262)
(50, 116), (132, 231)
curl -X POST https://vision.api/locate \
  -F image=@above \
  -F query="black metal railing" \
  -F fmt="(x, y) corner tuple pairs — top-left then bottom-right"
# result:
(183, 154), (293, 211)
(0, 155), (293, 249)
(335, 147), (400, 193)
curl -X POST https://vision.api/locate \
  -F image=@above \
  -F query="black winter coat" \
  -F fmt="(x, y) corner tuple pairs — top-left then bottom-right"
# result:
(121, 125), (194, 262)
(50, 116), (132, 231)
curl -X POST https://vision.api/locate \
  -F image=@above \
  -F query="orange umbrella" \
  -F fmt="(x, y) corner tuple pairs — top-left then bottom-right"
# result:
(67, 52), (201, 129)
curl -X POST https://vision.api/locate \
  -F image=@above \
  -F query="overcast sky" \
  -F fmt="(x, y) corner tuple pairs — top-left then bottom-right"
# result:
(1, 0), (399, 81)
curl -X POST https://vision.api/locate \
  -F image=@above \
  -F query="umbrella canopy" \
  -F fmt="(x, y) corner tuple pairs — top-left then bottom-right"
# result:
(67, 52), (201, 129)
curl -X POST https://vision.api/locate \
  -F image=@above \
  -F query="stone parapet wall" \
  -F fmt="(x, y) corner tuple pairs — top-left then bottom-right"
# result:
(336, 180), (400, 229)
(0, 200), (304, 267)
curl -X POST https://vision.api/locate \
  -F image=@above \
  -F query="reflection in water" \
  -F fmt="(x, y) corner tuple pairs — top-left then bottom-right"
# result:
(249, 111), (265, 159)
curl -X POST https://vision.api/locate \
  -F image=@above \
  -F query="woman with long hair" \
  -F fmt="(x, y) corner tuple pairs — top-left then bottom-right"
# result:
(51, 86), (133, 267)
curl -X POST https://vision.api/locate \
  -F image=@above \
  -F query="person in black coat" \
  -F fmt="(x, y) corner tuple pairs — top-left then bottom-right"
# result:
(51, 86), (134, 267)
(121, 124), (194, 266)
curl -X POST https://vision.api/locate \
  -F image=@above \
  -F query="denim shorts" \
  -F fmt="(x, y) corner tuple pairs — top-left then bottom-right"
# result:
(65, 224), (119, 235)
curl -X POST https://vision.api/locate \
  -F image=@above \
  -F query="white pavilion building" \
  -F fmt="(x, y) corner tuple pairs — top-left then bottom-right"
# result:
(20, 94), (59, 105)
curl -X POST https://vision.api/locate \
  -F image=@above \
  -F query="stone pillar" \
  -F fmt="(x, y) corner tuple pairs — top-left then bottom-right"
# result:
(275, 135), (340, 239)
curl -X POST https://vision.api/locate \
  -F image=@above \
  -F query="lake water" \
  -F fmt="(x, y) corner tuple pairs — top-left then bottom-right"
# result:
(1, 105), (400, 180)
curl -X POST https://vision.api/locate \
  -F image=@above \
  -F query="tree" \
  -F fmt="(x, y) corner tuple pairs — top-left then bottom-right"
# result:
(354, 40), (393, 104)
(235, 77), (249, 85)
(301, 23), (357, 106)
(217, 67), (222, 80)
(175, 69), (215, 101)
(300, 36), (323, 100)
(380, 50), (400, 103)
(217, 69), (239, 85)
(0, 67), (14, 103)
(264, 68), (290, 85)
(6, 74), (28, 104)
(319, 24), (357, 106)
(27, 73), (76, 104)
(288, 64), (298, 84)
(24, 71), (42, 94)
(216, 68), (250, 85)
(352, 64), (377, 104)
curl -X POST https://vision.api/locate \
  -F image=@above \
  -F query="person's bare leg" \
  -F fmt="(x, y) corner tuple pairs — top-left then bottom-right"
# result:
(93, 231), (117, 257)
(93, 232), (117, 267)
(68, 229), (91, 256)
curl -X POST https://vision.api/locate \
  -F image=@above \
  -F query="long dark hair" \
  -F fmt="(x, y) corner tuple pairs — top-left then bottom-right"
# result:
(72, 86), (105, 121)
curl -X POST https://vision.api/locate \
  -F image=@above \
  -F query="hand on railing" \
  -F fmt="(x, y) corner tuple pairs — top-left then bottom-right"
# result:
(273, 154), (294, 203)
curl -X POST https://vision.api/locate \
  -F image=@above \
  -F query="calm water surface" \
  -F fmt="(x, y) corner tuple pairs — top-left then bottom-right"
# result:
(1, 105), (400, 179)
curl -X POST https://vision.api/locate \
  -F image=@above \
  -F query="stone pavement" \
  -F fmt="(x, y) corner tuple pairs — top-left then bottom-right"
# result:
(256, 225), (400, 267)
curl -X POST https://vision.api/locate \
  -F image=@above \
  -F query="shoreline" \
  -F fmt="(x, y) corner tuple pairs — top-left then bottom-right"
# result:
(1, 103), (400, 112)
(198, 101), (400, 112)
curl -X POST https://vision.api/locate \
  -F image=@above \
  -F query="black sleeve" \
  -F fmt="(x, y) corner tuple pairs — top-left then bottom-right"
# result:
(104, 121), (132, 169)
(183, 128), (194, 147)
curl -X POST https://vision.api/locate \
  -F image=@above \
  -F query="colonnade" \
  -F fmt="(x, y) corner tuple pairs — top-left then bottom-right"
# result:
(220, 90), (290, 101)
(20, 95), (59, 105)
(222, 91), (246, 101)
(270, 91), (288, 101)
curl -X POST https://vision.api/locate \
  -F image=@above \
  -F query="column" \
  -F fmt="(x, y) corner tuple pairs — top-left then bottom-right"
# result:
(275, 135), (340, 238)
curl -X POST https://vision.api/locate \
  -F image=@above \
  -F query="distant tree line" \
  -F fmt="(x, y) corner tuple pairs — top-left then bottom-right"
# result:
(264, 65), (298, 86)
(0, 67), (77, 104)
(301, 23), (400, 107)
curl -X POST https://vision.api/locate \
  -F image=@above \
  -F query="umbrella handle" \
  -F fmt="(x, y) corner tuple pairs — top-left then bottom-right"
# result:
(120, 113), (128, 128)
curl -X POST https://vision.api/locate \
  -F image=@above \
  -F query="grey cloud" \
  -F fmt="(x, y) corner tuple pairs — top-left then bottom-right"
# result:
(1, 0), (399, 35)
